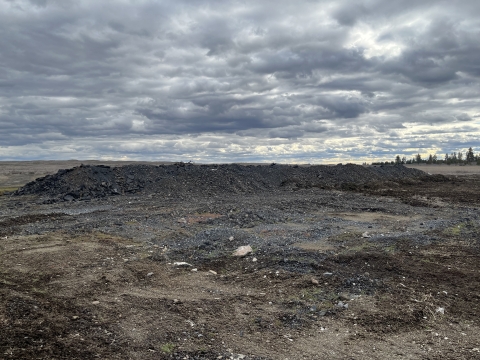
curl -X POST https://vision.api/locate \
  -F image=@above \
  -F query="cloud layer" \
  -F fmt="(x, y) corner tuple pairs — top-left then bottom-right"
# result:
(1, 0), (479, 162)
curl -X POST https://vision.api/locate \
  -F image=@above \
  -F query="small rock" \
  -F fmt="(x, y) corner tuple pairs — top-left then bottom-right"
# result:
(72, 316), (79, 320)
(436, 307), (445, 314)
(92, 301), (100, 305)
(323, 272), (333, 276)
(146, 272), (154, 277)
(191, 268), (198, 272)
(177, 218), (187, 223)
(173, 262), (192, 267)
(311, 278), (319, 285)
(252, 257), (258, 262)
(362, 232), (371, 238)
(209, 270), (217, 275)
(337, 301), (348, 309)
(229, 236), (234, 241)
(232, 245), (252, 257)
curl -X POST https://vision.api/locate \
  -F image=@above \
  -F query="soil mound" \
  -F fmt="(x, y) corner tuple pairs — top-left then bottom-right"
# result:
(14, 163), (426, 202)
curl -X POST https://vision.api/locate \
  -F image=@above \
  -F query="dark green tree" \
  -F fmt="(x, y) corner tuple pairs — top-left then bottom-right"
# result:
(466, 147), (475, 163)
(415, 153), (422, 163)
(451, 152), (457, 164)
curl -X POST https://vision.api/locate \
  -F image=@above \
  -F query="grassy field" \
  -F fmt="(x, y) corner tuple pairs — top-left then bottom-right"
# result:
(406, 164), (480, 175)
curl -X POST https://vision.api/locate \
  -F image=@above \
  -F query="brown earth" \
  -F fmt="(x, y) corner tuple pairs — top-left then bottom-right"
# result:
(406, 164), (480, 176)
(1, 163), (480, 359)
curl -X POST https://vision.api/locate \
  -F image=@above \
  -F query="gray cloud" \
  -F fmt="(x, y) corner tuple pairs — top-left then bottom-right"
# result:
(0, 0), (479, 162)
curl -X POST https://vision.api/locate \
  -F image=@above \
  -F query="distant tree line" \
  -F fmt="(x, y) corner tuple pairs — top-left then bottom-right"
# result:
(371, 147), (480, 166)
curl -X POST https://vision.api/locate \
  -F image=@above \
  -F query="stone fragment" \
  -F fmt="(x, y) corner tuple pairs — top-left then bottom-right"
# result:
(173, 262), (192, 267)
(232, 245), (252, 257)
(336, 301), (348, 309)
(311, 278), (319, 285)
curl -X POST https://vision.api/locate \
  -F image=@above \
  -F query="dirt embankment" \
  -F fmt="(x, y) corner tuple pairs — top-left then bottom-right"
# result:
(13, 163), (425, 202)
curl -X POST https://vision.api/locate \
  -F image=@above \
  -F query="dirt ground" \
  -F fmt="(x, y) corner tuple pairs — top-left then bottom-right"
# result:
(405, 164), (480, 176)
(1, 162), (480, 359)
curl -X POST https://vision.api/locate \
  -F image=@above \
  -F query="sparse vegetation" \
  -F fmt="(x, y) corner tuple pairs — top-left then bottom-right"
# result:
(373, 147), (479, 165)
(0, 186), (19, 196)
(160, 343), (176, 353)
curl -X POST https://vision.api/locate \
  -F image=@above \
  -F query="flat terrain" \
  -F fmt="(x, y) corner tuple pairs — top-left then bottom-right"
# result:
(0, 163), (479, 359)
(406, 164), (480, 175)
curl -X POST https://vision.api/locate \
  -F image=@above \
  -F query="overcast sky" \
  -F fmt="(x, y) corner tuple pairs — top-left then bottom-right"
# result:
(1, 0), (479, 163)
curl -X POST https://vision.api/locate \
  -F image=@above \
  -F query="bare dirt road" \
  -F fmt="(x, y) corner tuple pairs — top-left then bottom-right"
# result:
(1, 163), (479, 359)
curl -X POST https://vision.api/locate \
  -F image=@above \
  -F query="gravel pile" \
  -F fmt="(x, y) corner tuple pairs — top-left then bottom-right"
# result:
(14, 163), (426, 202)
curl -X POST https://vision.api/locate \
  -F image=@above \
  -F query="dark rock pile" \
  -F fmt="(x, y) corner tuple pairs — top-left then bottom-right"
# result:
(14, 163), (426, 202)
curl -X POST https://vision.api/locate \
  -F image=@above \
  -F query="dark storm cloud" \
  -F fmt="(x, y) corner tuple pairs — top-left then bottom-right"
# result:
(0, 0), (479, 161)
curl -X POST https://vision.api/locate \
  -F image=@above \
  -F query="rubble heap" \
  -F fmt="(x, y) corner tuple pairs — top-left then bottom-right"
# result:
(14, 163), (426, 202)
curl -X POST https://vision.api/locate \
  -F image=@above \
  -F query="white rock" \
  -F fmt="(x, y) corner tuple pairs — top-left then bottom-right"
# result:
(147, 272), (154, 277)
(229, 236), (234, 241)
(173, 262), (192, 267)
(362, 232), (371, 238)
(436, 307), (445, 314)
(232, 245), (252, 257)
(252, 257), (258, 262)
(323, 272), (333, 276)
(336, 301), (348, 309)
(209, 270), (217, 275)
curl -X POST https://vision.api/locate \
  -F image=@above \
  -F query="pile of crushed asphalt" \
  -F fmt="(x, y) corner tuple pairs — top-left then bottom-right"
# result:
(14, 163), (426, 203)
